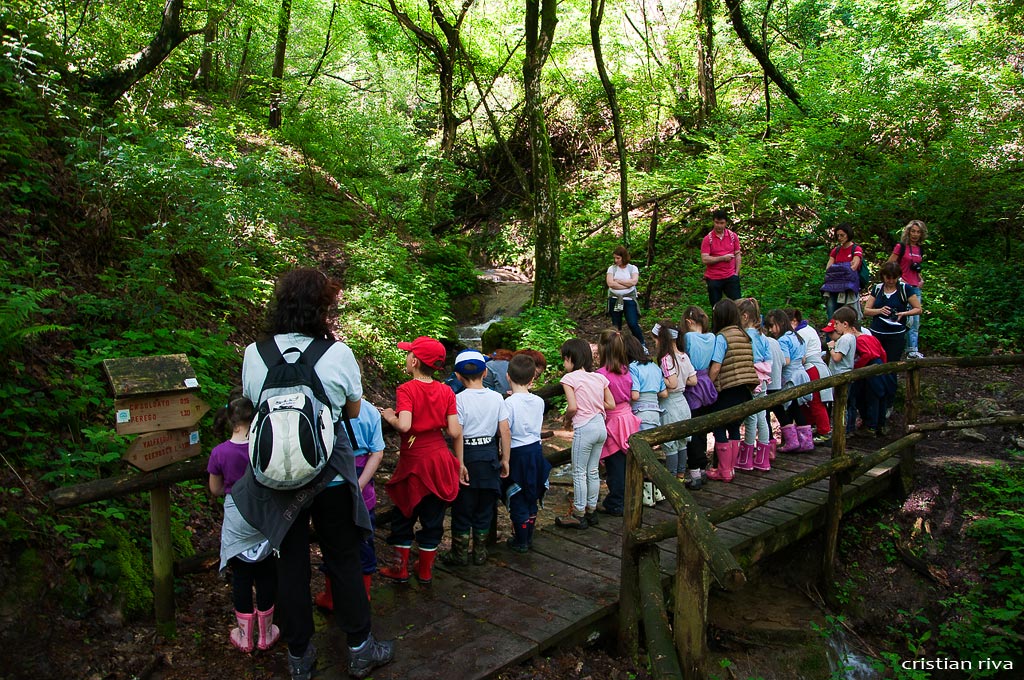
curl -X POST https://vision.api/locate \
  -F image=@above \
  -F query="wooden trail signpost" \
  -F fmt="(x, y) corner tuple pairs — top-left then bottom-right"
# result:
(102, 354), (210, 635)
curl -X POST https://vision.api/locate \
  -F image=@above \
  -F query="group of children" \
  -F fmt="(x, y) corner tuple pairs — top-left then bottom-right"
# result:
(209, 299), (902, 651)
(550, 295), (906, 524)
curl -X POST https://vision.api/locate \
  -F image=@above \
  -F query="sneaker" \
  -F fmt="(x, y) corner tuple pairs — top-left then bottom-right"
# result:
(597, 506), (623, 517)
(813, 433), (831, 444)
(907, 350), (925, 359)
(685, 476), (702, 491)
(348, 633), (395, 679)
(288, 643), (317, 680)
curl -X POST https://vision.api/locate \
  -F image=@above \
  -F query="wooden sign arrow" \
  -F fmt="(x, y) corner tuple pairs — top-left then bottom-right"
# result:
(123, 428), (202, 472)
(114, 392), (211, 435)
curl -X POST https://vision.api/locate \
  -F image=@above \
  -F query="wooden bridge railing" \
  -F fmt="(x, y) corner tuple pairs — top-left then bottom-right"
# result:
(618, 353), (1024, 680)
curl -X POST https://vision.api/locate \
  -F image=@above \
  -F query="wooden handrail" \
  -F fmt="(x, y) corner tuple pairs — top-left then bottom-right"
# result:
(908, 415), (1024, 432)
(637, 546), (685, 680)
(629, 439), (746, 591)
(48, 457), (209, 510)
(634, 354), (1024, 448)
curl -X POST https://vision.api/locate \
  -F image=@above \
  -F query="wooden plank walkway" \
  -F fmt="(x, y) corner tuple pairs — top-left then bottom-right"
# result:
(308, 446), (900, 679)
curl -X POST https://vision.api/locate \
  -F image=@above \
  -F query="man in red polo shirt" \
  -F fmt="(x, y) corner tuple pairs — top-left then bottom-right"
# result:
(700, 209), (742, 306)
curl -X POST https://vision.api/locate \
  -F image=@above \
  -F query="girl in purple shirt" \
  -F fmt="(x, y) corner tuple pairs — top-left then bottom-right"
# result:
(208, 397), (279, 654)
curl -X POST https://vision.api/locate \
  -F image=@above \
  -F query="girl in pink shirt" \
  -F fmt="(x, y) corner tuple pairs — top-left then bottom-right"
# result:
(556, 338), (614, 529)
(596, 330), (641, 515)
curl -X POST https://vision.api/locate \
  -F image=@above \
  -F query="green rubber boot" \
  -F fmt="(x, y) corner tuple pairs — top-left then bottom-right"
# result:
(440, 532), (470, 567)
(472, 530), (489, 566)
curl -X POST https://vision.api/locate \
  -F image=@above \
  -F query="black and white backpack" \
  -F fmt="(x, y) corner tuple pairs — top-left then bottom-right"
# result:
(249, 338), (336, 490)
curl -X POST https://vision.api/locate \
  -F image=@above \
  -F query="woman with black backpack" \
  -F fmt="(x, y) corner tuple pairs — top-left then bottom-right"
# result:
(233, 268), (395, 680)
(887, 219), (927, 358)
(863, 261), (923, 365)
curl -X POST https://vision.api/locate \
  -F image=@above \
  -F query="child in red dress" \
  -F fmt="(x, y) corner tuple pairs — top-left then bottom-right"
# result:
(380, 336), (463, 585)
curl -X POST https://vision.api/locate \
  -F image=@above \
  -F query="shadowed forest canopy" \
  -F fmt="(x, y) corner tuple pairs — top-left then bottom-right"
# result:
(1, 1), (1024, 677)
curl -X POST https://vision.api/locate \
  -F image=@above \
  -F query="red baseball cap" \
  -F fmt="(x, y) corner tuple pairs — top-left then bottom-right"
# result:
(821, 320), (836, 333)
(398, 336), (446, 370)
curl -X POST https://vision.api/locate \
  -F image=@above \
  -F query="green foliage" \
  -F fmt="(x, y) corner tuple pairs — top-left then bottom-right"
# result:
(343, 229), (455, 379)
(96, 523), (153, 619)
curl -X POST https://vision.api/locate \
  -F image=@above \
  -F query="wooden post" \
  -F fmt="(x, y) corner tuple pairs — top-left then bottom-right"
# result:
(150, 485), (176, 637)
(822, 386), (849, 605)
(900, 367), (920, 496)
(675, 517), (709, 680)
(618, 448), (645, 661)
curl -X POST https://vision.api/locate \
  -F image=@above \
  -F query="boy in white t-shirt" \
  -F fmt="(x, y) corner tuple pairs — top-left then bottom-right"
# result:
(502, 354), (552, 553)
(825, 307), (858, 435)
(442, 350), (510, 567)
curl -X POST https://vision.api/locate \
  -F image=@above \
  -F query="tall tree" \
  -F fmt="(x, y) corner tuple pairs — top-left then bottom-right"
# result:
(524, 0), (559, 304)
(695, 0), (716, 125)
(84, 0), (217, 104)
(591, 0), (629, 244)
(269, 0), (293, 129)
(385, 0), (475, 156)
(722, 0), (805, 113)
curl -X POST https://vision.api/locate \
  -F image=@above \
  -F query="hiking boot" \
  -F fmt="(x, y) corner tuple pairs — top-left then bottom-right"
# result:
(584, 509), (599, 527)
(288, 643), (317, 680)
(555, 512), (588, 529)
(348, 634), (395, 679)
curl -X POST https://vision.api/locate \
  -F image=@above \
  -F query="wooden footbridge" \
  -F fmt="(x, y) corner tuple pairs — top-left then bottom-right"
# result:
(47, 355), (1024, 680)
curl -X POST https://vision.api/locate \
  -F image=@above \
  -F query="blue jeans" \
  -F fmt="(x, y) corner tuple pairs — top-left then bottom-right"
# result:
(904, 285), (921, 351)
(610, 298), (646, 349)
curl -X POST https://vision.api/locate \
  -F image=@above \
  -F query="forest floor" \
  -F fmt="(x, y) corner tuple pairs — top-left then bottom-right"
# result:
(3, 359), (1020, 680)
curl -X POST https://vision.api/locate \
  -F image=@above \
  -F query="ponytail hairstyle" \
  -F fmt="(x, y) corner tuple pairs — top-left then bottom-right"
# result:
(682, 305), (709, 333)
(214, 395), (255, 440)
(597, 329), (628, 374)
(655, 319), (680, 374)
(736, 297), (762, 332)
(765, 309), (803, 344)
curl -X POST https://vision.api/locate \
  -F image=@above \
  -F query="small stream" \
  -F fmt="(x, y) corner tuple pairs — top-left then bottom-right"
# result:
(826, 629), (880, 679)
(454, 268), (533, 348)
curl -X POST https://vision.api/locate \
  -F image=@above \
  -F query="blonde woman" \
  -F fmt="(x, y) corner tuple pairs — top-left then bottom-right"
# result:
(887, 220), (927, 358)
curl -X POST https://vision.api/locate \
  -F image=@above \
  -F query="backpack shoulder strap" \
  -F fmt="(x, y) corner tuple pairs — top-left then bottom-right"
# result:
(898, 283), (908, 305)
(898, 242), (906, 260)
(299, 337), (334, 368)
(256, 338), (286, 369)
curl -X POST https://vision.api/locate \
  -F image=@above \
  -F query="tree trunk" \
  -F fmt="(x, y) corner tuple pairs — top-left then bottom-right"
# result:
(232, 24), (253, 101)
(761, 0), (773, 138)
(695, 0), (716, 126)
(269, 0), (293, 129)
(386, 0), (474, 157)
(194, 10), (217, 90)
(722, 0), (806, 113)
(84, 0), (204, 104)
(525, 0), (559, 305)
(590, 0), (629, 245)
